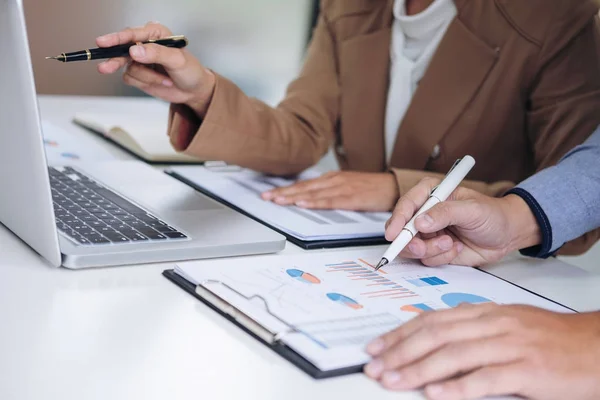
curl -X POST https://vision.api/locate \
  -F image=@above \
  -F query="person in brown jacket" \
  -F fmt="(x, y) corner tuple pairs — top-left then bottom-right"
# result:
(96, 0), (600, 254)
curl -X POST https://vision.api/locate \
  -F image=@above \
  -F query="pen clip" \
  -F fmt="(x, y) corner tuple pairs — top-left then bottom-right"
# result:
(430, 158), (462, 196)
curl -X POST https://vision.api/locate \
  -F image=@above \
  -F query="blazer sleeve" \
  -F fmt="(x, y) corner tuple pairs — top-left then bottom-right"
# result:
(510, 127), (600, 258)
(167, 7), (340, 176)
(523, 14), (600, 255)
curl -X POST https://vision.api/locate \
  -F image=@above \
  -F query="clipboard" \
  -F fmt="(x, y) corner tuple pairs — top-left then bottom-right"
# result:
(162, 269), (365, 379)
(165, 170), (388, 250)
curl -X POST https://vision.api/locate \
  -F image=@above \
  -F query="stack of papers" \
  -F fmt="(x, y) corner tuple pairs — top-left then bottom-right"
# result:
(168, 166), (391, 244)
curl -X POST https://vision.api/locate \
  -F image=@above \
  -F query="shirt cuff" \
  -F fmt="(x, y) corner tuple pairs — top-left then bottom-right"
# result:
(504, 188), (557, 259)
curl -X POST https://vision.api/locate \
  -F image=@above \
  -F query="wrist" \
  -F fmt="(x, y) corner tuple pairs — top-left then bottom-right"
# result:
(501, 194), (542, 252)
(385, 172), (400, 211)
(186, 68), (216, 118)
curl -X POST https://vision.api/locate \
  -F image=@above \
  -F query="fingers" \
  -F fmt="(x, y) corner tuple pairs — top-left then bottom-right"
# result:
(399, 235), (455, 259)
(120, 70), (180, 102)
(96, 22), (176, 75)
(270, 185), (345, 207)
(127, 43), (188, 71)
(296, 196), (360, 210)
(368, 317), (512, 381)
(421, 242), (464, 267)
(366, 304), (496, 358)
(261, 173), (338, 202)
(380, 336), (522, 392)
(123, 62), (173, 87)
(385, 177), (440, 241)
(97, 58), (129, 74)
(424, 363), (527, 400)
(414, 200), (478, 235)
(96, 22), (173, 48)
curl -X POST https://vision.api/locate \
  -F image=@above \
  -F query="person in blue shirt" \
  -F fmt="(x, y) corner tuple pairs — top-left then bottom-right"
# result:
(363, 127), (600, 399)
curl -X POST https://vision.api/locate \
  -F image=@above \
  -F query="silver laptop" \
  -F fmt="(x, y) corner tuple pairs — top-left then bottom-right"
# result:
(0, 0), (285, 269)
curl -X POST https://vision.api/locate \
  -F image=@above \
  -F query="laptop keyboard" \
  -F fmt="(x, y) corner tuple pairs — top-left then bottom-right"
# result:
(49, 166), (188, 246)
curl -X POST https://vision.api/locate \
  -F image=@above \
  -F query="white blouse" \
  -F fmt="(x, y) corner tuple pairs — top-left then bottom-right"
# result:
(384, 0), (457, 162)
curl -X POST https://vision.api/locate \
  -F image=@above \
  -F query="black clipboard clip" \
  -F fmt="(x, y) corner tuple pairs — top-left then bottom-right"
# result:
(195, 279), (300, 345)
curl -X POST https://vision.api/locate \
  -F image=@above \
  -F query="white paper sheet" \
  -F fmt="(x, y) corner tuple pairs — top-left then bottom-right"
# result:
(174, 249), (571, 372)
(169, 166), (391, 241)
(41, 120), (115, 164)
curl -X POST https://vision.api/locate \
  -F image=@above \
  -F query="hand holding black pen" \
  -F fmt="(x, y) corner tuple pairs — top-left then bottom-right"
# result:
(46, 35), (188, 62)
(85, 22), (217, 145)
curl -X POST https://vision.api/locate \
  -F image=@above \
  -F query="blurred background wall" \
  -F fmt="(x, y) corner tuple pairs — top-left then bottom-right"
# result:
(25, 0), (318, 105)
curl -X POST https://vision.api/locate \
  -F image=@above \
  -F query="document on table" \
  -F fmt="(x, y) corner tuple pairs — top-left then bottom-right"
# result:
(173, 248), (572, 374)
(168, 166), (391, 243)
(41, 120), (116, 164)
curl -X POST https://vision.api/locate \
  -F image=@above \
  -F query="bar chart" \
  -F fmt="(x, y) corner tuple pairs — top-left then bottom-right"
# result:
(325, 260), (419, 300)
(406, 276), (448, 287)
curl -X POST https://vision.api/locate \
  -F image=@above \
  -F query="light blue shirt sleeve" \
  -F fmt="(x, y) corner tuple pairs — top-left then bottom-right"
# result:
(515, 126), (600, 254)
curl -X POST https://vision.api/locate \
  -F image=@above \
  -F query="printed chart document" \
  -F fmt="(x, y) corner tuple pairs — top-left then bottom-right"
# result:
(168, 166), (391, 245)
(42, 120), (115, 164)
(171, 248), (571, 375)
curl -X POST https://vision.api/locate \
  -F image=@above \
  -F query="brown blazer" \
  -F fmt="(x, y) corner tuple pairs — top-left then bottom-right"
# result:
(169, 0), (600, 254)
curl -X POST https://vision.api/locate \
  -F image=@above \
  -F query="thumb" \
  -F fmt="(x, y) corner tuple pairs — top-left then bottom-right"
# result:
(415, 200), (480, 233)
(129, 43), (188, 72)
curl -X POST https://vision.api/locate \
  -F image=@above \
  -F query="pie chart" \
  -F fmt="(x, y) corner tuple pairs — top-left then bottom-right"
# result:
(401, 303), (435, 314)
(286, 269), (321, 284)
(442, 293), (492, 308)
(326, 293), (363, 310)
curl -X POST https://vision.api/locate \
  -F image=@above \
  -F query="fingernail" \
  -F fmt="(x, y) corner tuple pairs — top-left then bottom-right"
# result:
(262, 192), (273, 200)
(130, 45), (145, 58)
(366, 338), (385, 356)
(162, 79), (173, 87)
(382, 371), (402, 386)
(275, 196), (286, 204)
(417, 214), (434, 228)
(296, 201), (308, 208)
(426, 384), (445, 398)
(456, 242), (464, 253)
(438, 237), (453, 251)
(364, 359), (384, 378)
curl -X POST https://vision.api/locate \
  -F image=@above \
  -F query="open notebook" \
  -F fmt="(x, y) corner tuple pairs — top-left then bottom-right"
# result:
(164, 248), (573, 378)
(74, 109), (201, 164)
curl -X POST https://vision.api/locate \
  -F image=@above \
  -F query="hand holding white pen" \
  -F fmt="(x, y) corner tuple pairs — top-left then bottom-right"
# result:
(374, 156), (476, 271)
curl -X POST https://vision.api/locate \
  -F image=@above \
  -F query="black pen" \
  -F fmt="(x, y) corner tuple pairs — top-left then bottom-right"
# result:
(45, 35), (188, 62)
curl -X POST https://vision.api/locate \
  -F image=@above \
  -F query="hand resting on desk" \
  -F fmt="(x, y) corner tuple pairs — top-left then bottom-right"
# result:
(364, 304), (600, 400)
(261, 171), (399, 212)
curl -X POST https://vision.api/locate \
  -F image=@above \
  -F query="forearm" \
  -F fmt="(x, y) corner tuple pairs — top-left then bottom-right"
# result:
(169, 74), (333, 175)
(510, 128), (600, 256)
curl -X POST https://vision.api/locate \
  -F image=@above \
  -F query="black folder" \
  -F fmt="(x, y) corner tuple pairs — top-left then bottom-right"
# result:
(163, 269), (365, 379)
(166, 170), (388, 250)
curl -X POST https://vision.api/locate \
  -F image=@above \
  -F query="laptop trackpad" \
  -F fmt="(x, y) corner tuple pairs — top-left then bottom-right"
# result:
(125, 185), (222, 212)
(80, 161), (223, 212)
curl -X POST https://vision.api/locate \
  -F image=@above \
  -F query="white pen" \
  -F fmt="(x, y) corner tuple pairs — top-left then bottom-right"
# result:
(374, 156), (476, 271)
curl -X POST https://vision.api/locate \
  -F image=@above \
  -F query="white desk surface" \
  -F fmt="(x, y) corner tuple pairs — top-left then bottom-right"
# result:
(0, 95), (598, 400)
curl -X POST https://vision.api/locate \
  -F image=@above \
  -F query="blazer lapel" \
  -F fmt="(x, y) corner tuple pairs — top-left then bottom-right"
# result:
(389, 17), (500, 169)
(338, 0), (394, 173)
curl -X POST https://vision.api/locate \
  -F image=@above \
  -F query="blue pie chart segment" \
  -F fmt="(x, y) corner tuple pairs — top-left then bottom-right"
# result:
(442, 293), (492, 308)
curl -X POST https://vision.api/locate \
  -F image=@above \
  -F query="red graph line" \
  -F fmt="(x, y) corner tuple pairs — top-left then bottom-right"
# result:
(359, 258), (388, 274)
